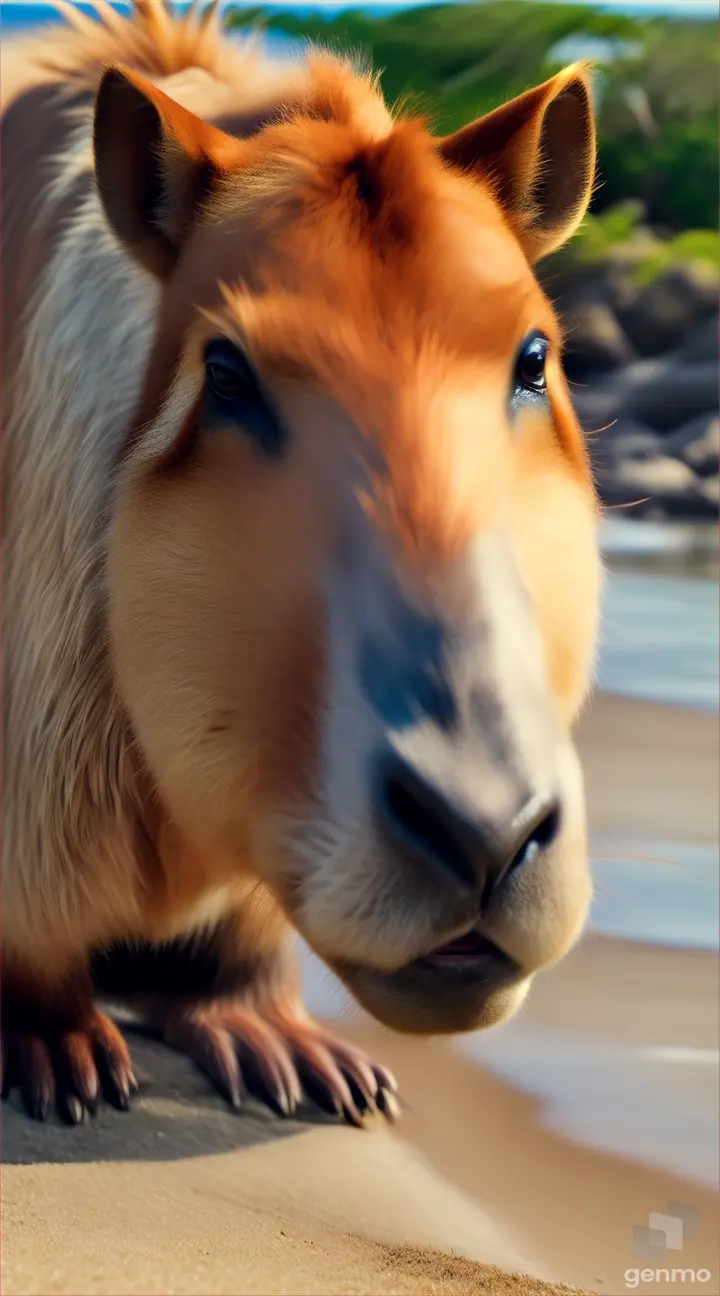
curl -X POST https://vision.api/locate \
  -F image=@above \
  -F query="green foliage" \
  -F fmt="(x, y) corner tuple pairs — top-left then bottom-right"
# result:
(569, 200), (648, 262)
(555, 200), (718, 286)
(593, 19), (718, 231)
(631, 229), (720, 286)
(226, 1), (719, 232)
(227, 2), (635, 127)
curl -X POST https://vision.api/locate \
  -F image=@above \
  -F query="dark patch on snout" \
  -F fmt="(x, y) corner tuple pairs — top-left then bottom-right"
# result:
(358, 609), (457, 732)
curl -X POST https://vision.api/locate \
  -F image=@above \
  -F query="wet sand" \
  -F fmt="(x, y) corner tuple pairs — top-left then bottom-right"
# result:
(2, 692), (719, 1296)
(576, 691), (718, 843)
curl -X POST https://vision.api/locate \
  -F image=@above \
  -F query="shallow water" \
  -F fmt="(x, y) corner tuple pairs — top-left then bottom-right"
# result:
(588, 518), (719, 956)
(590, 837), (719, 951)
(462, 1023), (720, 1190)
(597, 518), (719, 713)
(598, 573), (719, 712)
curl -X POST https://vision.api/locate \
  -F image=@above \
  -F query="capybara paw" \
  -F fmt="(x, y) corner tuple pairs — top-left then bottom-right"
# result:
(163, 1004), (400, 1126)
(1, 1011), (138, 1124)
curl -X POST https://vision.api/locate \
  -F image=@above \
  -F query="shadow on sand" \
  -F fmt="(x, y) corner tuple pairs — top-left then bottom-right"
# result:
(2, 1028), (334, 1167)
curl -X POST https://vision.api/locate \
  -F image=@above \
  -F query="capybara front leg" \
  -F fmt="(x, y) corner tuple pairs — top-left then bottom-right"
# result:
(1, 960), (137, 1124)
(161, 995), (400, 1126)
(109, 915), (401, 1126)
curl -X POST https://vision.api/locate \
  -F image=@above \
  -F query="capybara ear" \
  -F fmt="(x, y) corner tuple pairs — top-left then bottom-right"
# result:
(93, 64), (238, 278)
(438, 63), (596, 264)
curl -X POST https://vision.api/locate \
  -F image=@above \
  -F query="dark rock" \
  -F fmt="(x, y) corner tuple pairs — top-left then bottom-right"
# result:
(585, 416), (659, 476)
(572, 383), (623, 436)
(574, 358), (718, 437)
(596, 454), (718, 520)
(623, 361), (718, 433)
(675, 315), (719, 364)
(698, 475), (719, 508)
(616, 454), (697, 495)
(617, 262), (719, 358)
(560, 301), (636, 380)
(609, 429), (661, 463)
(545, 262), (635, 314)
(571, 359), (661, 432)
(662, 415), (719, 478)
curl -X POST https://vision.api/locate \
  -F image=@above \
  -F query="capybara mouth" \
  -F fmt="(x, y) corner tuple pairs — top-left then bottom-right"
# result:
(417, 929), (499, 969)
(334, 930), (523, 1034)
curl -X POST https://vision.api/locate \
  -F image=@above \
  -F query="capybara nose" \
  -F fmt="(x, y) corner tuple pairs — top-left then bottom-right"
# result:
(372, 746), (561, 894)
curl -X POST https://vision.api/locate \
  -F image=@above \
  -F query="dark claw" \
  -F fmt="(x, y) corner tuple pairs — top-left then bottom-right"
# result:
(237, 1044), (292, 1118)
(79, 1083), (99, 1116)
(340, 1101), (366, 1129)
(376, 1086), (401, 1123)
(25, 1087), (51, 1121)
(63, 1050), (100, 1114)
(186, 1025), (243, 1109)
(25, 1092), (50, 1121)
(96, 1049), (132, 1111)
(207, 1046), (238, 1105)
(373, 1064), (399, 1095)
(208, 1056), (243, 1111)
(212, 1064), (243, 1111)
(18, 1039), (53, 1122)
(296, 1064), (341, 1117)
(21, 1073), (52, 1121)
(343, 1073), (374, 1115)
(109, 1082), (131, 1112)
(59, 1092), (86, 1125)
(56, 1064), (95, 1122)
(1, 1048), (16, 1101)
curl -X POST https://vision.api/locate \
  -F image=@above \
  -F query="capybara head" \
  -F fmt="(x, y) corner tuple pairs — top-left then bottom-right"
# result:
(98, 54), (601, 1034)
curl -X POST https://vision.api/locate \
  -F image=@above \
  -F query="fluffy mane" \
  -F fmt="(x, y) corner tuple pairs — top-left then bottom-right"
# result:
(33, 0), (264, 87)
(26, 0), (390, 133)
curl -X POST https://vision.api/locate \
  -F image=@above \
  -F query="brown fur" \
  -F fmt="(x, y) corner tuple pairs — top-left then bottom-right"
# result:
(2, 0), (601, 1121)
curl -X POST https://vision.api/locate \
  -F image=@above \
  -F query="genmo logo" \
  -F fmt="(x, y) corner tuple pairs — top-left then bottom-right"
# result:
(624, 1268), (712, 1289)
(625, 1201), (714, 1289)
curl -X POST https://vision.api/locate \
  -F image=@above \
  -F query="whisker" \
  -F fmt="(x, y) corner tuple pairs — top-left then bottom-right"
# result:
(585, 419), (618, 438)
(603, 497), (652, 511)
(591, 851), (686, 868)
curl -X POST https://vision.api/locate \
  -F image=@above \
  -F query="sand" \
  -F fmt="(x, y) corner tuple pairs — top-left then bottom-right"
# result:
(2, 692), (719, 1296)
(348, 938), (719, 1296)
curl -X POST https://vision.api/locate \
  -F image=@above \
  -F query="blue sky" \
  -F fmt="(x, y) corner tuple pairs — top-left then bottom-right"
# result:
(282, 1), (718, 14)
(249, 0), (717, 8)
(2, 0), (718, 10)
(1, 0), (717, 21)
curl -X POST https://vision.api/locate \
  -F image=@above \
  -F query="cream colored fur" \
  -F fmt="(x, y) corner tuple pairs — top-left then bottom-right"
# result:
(3, 140), (159, 963)
(2, 16), (309, 970)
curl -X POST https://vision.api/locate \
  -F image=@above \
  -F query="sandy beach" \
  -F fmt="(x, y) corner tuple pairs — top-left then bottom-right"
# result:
(2, 689), (719, 1296)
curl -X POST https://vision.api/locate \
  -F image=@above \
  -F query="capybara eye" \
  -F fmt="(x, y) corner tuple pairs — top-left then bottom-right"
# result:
(204, 338), (257, 402)
(203, 337), (285, 456)
(514, 331), (549, 395)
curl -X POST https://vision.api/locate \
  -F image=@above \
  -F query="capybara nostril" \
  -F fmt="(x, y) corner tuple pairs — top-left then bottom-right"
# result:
(372, 748), (481, 891)
(374, 747), (563, 897)
(503, 798), (562, 880)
